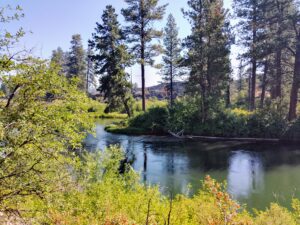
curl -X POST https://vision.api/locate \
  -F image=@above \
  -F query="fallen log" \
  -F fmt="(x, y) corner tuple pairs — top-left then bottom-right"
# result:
(168, 133), (280, 143)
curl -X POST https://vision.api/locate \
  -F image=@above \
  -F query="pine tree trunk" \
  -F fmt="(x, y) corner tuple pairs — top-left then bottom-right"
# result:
(141, 1), (146, 112)
(250, 0), (257, 111)
(141, 60), (146, 111)
(200, 80), (207, 122)
(250, 60), (257, 111)
(86, 59), (90, 94)
(123, 97), (132, 118)
(248, 73), (252, 109)
(288, 37), (300, 121)
(275, 49), (282, 99)
(226, 74), (231, 108)
(170, 61), (173, 107)
(260, 60), (268, 108)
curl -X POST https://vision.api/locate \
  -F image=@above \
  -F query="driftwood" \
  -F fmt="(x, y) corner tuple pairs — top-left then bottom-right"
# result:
(168, 131), (280, 143)
(187, 136), (280, 143)
(168, 130), (193, 139)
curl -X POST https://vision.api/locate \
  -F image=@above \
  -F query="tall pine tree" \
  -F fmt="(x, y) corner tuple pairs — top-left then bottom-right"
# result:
(233, 0), (267, 111)
(287, 1), (300, 120)
(66, 34), (86, 90)
(122, 0), (167, 111)
(161, 14), (182, 107)
(183, 0), (231, 121)
(51, 47), (66, 76)
(89, 5), (133, 117)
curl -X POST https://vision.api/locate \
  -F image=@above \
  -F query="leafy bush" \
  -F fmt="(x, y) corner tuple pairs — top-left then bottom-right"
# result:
(168, 96), (200, 133)
(255, 203), (297, 225)
(168, 99), (287, 138)
(105, 96), (288, 138)
(248, 107), (287, 138)
(129, 106), (169, 134)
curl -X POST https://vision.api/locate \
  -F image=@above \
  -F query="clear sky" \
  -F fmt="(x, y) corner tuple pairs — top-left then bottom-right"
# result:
(2, 0), (233, 87)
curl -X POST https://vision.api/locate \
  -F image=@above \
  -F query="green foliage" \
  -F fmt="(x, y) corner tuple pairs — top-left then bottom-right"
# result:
(66, 34), (87, 90)
(19, 146), (300, 225)
(255, 203), (297, 225)
(282, 118), (300, 141)
(133, 98), (167, 113)
(122, 0), (167, 66)
(50, 47), (67, 76)
(87, 101), (128, 119)
(107, 96), (287, 138)
(162, 14), (182, 106)
(0, 58), (94, 210)
(122, 0), (167, 111)
(183, 0), (232, 120)
(129, 106), (169, 134)
(89, 5), (134, 117)
(105, 124), (146, 135)
(168, 96), (199, 133)
(168, 98), (287, 138)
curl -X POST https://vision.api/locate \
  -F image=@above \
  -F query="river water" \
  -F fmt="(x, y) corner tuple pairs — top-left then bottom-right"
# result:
(85, 120), (300, 210)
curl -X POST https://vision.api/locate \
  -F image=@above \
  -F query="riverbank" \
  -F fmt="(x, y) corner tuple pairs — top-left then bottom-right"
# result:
(104, 120), (300, 143)
(105, 124), (285, 143)
(105, 123), (165, 135)
(102, 103), (300, 142)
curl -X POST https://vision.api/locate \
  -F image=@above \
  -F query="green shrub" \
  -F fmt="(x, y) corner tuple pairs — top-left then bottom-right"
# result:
(168, 96), (200, 133)
(129, 106), (169, 134)
(168, 99), (287, 138)
(255, 203), (297, 225)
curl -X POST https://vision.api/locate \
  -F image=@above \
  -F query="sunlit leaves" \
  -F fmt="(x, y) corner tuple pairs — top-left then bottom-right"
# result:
(0, 58), (94, 209)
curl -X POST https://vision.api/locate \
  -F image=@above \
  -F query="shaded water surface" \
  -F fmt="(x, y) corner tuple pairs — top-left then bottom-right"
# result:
(85, 120), (300, 210)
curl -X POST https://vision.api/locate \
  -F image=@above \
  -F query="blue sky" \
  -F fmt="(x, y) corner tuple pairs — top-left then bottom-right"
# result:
(2, 0), (233, 87)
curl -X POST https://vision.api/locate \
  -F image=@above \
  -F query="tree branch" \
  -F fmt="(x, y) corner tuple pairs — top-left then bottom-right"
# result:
(5, 84), (21, 108)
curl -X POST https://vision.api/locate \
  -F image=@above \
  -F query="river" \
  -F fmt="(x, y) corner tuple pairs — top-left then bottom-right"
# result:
(85, 120), (300, 210)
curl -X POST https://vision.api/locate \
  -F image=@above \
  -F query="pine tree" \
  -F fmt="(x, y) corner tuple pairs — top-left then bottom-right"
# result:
(86, 46), (96, 94)
(233, 0), (267, 111)
(183, 0), (231, 121)
(287, 2), (300, 121)
(122, 0), (167, 111)
(161, 14), (181, 107)
(89, 5), (133, 117)
(51, 47), (66, 76)
(256, 0), (295, 104)
(66, 34), (86, 90)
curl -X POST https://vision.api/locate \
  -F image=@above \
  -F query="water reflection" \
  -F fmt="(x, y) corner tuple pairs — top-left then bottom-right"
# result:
(84, 122), (300, 210)
(227, 151), (264, 199)
(143, 143), (147, 183)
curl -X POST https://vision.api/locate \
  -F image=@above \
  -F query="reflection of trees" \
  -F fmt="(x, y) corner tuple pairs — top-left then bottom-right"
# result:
(86, 126), (300, 199)
(234, 143), (300, 170)
(227, 152), (264, 199)
(166, 150), (175, 174)
(143, 143), (147, 183)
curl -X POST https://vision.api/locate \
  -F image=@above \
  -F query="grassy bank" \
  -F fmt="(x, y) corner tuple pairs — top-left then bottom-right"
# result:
(105, 124), (147, 135)
(88, 101), (128, 119)
(88, 98), (167, 120)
